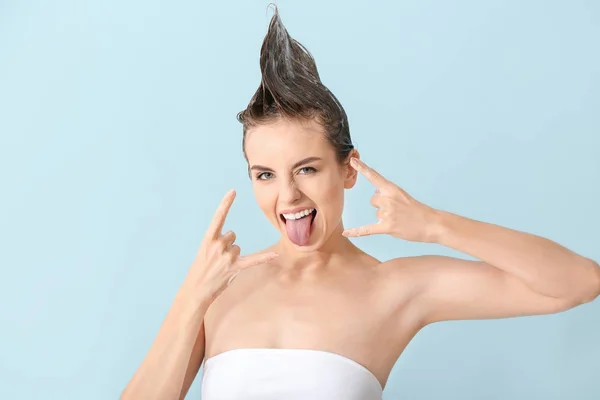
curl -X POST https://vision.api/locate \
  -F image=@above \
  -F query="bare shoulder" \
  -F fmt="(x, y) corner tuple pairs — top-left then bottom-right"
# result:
(204, 248), (275, 303)
(376, 255), (434, 288)
(374, 255), (435, 310)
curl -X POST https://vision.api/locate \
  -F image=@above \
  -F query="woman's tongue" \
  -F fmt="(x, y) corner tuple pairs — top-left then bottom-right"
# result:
(285, 213), (313, 246)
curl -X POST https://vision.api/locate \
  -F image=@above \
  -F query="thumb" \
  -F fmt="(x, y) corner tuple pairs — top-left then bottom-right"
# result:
(236, 251), (280, 270)
(342, 222), (384, 237)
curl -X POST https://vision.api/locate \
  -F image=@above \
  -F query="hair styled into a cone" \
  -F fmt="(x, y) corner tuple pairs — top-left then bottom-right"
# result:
(237, 5), (354, 164)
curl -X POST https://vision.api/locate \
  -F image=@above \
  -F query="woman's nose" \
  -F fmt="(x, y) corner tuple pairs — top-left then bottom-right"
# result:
(279, 178), (302, 203)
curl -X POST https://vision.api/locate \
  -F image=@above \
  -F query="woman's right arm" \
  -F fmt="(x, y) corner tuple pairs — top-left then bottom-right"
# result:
(121, 190), (278, 400)
(120, 282), (212, 400)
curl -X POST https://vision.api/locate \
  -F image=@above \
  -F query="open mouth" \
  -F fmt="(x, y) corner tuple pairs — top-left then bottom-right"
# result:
(279, 209), (318, 246)
(280, 209), (317, 226)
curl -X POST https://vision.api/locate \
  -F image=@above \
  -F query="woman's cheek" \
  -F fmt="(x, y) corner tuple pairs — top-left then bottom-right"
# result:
(321, 176), (344, 215)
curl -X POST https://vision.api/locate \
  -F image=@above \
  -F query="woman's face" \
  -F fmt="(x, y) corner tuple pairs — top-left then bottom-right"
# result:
(244, 118), (358, 249)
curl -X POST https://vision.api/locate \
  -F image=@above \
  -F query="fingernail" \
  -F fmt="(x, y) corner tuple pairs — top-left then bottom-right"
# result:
(342, 230), (349, 236)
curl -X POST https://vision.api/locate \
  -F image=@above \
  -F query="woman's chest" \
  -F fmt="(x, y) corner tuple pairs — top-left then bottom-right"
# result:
(203, 266), (423, 390)
(203, 271), (396, 355)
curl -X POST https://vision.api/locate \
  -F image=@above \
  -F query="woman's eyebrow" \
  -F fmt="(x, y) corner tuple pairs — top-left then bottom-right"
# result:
(250, 156), (323, 172)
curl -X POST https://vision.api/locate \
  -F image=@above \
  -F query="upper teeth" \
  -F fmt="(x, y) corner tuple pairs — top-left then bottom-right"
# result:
(282, 208), (315, 220)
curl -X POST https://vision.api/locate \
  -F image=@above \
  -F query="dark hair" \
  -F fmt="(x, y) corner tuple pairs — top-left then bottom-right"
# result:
(237, 5), (354, 165)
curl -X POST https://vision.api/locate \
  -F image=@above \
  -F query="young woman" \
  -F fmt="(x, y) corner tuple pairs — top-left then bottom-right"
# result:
(121, 7), (600, 400)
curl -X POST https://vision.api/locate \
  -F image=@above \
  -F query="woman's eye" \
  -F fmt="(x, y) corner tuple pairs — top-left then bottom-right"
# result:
(257, 172), (273, 180)
(299, 167), (316, 174)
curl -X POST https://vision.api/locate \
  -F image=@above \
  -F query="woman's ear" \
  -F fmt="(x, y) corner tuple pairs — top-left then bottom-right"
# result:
(343, 149), (360, 189)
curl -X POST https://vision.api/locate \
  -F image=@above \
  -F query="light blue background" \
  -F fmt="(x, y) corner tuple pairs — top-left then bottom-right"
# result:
(1, 0), (598, 399)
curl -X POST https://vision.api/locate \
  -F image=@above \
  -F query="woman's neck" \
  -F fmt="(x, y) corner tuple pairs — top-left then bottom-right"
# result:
(271, 235), (361, 274)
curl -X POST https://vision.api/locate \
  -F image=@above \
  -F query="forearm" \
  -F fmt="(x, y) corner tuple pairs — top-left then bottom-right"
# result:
(121, 284), (212, 400)
(433, 210), (600, 302)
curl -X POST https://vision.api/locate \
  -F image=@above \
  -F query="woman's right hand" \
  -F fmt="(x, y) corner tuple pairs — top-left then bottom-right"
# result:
(185, 189), (279, 303)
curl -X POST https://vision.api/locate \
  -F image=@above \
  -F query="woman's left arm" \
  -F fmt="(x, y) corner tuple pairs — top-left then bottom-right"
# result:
(342, 157), (600, 305)
(431, 210), (600, 302)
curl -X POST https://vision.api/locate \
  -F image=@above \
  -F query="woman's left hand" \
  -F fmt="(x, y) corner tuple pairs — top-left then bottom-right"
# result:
(342, 157), (442, 243)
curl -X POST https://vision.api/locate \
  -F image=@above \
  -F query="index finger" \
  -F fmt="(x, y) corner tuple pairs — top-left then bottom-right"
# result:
(205, 189), (236, 241)
(350, 158), (390, 188)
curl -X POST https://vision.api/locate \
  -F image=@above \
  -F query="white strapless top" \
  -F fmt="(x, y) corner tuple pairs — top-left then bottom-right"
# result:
(201, 348), (384, 399)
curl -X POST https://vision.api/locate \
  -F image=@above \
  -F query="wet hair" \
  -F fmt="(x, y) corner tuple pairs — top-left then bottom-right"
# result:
(237, 4), (354, 165)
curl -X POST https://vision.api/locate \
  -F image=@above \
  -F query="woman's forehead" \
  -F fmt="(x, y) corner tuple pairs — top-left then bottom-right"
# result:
(245, 120), (331, 161)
